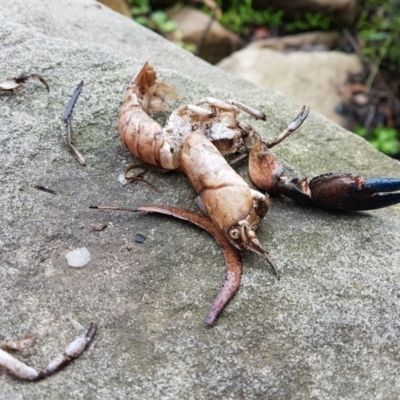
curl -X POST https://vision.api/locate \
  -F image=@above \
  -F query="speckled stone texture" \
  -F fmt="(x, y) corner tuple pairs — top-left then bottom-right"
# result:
(1, 1), (400, 399)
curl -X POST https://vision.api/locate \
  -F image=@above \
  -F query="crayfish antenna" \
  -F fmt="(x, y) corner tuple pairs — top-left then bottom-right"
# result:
(236, 223), (280, 279)
(244, 239), (280, 280)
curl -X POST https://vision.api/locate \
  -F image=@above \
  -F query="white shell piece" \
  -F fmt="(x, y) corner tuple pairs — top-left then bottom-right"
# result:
(66, 247), (91, 268)
(69, 317), (84, 331)
(118, 173), (129, 186)
(208, 122), (236, 140)
(195, 196), (207, 214)
(0, 80), (19, 90)
(0, 349), (38, 381)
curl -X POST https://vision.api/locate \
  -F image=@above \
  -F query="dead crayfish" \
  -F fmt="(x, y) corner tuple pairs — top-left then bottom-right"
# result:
(2, 63), (400, 382)
(116, 62), (400, 326)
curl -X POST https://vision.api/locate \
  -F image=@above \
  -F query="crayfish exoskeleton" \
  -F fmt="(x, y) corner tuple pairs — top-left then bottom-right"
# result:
(117, 63), (400, 325)
(0, 323), (96, 381)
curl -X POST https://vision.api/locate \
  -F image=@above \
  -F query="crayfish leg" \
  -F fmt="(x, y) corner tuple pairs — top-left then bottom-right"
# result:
(248, 140), (284, 194)
(245, 106), (310, 193)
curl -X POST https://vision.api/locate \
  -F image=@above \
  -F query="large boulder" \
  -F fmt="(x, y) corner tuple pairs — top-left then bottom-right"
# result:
(1, 0), (400, 399)
(168, 7), (244, 64)
(98, 0), (132, 18)
(218, 43), (364, 126)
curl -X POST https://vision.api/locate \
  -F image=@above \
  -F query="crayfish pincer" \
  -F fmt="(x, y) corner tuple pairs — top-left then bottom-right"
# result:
(117, 62), (400, 325)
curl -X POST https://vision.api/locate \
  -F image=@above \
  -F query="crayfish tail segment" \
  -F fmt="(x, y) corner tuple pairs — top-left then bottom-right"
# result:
(120, 63), (180, 167)
(0, 323), (97, 381)
(137, 205), (243, 325)
(125, 62), (179, 113)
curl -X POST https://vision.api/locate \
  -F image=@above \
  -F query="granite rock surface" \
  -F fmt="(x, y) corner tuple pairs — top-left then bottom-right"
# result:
(1, 1), (400, 399)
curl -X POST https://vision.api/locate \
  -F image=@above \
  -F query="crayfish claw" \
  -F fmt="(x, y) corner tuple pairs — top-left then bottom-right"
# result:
(287, 105), (310, 131)
(275, 173), (400, 211)
(307, 174), (400, 211)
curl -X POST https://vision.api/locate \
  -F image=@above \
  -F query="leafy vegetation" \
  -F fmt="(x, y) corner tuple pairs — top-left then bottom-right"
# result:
(204, 0), (332, 36)
(356, 0), (400, 75)
(127, 0), (400, 157)
(355, 126), (399, 156)
(127, 0), (196, 52)
(353, 1), (400, 156)
(128, 0), (178, 33)
(213, 0), (283, 36)
(284, 12), (332, 33)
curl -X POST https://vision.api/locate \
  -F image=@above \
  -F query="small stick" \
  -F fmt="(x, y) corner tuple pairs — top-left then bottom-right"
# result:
(34, 185), (57, 195)
(63, 81), (83, 123)
(63, 81), (85, 165)
(125, 164), (159, 191)
(342, 28), (361, 55)
(66, 117), (86, 165)
(195, 14), (215, 57)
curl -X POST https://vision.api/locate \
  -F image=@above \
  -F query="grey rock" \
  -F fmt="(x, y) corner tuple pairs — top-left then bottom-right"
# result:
(218, 46), (364, 126)
(1, 0), (400, 399)
(168, 7), (244, 64)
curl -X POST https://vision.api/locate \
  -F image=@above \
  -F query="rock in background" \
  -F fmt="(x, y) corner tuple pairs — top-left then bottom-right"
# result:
(1, 0), (400, 399)
(98, 0), (132, 17)
(168, 7), (244, 65)
(218, 33), (364, 126)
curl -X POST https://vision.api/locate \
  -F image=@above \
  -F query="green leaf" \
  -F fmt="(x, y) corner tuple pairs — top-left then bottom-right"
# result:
(379, 140), (399, 155)
(374, 127), (397, 141)
(131, 6), (149, 16)
(152, 11), (168, 25)
(134, 16), (150, 27)
(354, 125), (367, 136)
(369, 139), (380, 149)
(161, 20), (178, 33)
